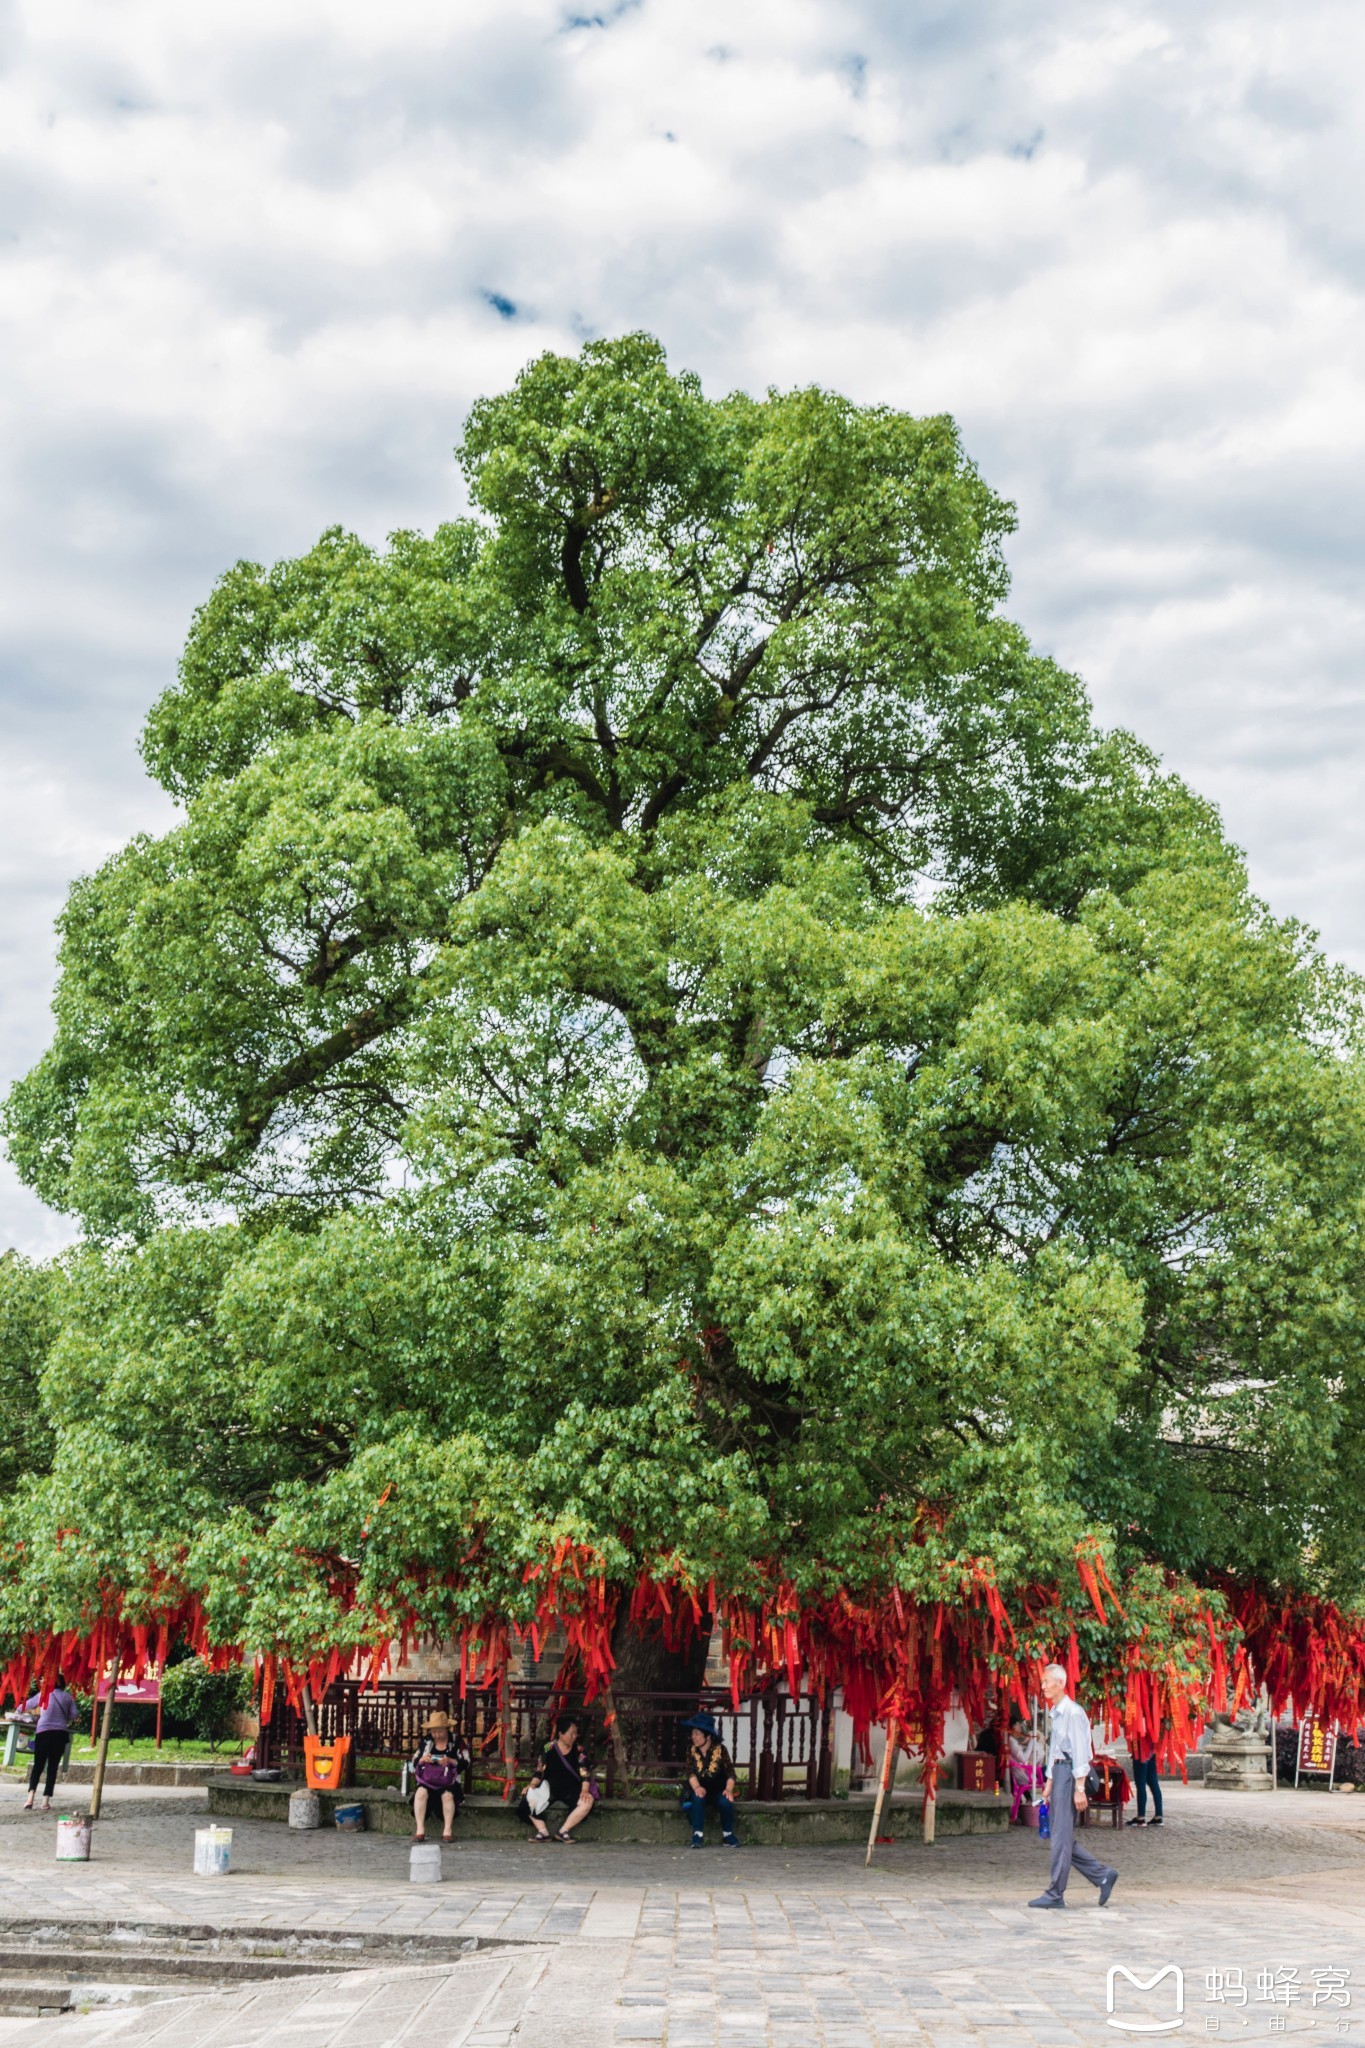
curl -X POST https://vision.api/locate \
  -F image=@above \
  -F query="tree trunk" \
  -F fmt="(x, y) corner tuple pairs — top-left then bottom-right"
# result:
(608, 1613), (711, 1698)
(608, 1613), (712, 1783)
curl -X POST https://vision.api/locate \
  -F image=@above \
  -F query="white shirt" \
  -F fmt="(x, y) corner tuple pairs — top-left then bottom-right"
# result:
(1008, 1732), (1038, 1768)
(1046, 1695), (1093, 1781)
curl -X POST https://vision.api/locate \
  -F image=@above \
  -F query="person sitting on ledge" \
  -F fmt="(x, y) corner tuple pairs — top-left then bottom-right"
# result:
(517, 1714), (598, 1843)
(411, 1711), (469, 1843)
(680, 1712), (740, 1848)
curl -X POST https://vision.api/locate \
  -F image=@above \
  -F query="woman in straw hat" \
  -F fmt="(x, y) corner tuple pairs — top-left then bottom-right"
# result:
(411, 1711), (469, 1843)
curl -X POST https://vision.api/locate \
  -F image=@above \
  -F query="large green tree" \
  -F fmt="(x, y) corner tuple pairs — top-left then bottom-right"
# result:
(3, 334), (1363, 1669)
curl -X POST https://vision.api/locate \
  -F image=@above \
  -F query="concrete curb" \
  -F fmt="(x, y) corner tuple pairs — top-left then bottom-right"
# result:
(2, 1763), (236, 1787)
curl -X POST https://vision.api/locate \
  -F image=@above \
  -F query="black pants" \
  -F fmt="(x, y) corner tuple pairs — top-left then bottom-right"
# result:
(28, 1731), (67, 1799)
(1133, 1754), (1162, 1818)
(681, 1788), (737, 1840)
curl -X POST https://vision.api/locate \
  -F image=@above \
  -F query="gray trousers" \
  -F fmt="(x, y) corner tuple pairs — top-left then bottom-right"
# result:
(1045, 1762), (1114, 1900)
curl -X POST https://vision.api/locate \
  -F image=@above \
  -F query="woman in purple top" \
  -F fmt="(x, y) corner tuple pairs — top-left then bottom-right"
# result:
(21, 1673), (77, 1810)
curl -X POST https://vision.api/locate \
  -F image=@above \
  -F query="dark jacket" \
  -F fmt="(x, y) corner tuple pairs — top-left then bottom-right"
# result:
(689, 1737), (736, 1793)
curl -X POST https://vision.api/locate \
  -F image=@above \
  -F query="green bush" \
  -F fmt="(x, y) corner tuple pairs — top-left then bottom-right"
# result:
(157, 1660), (252, 1747)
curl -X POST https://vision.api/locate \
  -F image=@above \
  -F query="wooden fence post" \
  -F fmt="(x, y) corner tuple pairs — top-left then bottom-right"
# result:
(89, 1654), (122, 1822)
(865, 1723), (897, 1866)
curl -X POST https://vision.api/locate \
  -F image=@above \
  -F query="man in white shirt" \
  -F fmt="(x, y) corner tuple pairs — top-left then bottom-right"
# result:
(1029, 1663), (1118, 1910)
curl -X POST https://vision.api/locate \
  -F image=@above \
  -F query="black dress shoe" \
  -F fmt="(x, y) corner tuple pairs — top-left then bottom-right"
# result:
(1098, 1870), (1119, 1907)
(1029, 1894), (1065, 1909)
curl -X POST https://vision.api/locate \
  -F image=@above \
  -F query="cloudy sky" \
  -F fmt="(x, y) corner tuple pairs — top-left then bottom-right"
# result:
(2, 0), (1363, 1255)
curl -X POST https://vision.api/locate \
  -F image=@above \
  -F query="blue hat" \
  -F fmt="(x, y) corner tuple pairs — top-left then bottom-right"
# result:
(681, 1712), (719, 1736)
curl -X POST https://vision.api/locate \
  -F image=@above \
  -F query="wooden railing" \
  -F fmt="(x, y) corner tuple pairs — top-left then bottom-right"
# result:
(258, 1680), (834, 1802)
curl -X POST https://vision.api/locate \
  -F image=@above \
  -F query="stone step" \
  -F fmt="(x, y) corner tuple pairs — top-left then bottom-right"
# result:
(0, 1948), (356, 1986)
(0, 1983), (76, 2017)
(0, 1954), (534, 2047)
(0, 1919), (504, 1972)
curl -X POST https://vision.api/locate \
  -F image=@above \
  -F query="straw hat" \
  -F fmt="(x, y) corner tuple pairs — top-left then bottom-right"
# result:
(423, 1711), (454, 1733)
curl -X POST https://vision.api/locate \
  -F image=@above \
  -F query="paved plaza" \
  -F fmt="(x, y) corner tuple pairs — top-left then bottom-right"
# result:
(0, 1780), (1362, 2045)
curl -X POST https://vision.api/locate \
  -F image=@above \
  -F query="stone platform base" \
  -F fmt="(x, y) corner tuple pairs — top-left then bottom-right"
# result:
(208, 1781), (1007, 1845)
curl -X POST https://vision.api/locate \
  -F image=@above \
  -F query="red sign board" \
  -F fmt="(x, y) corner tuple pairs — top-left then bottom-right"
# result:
(1298, 1716), (1336, 1777)
(96, 1677), (161, 1704)
(958, 1751), (997, 1793)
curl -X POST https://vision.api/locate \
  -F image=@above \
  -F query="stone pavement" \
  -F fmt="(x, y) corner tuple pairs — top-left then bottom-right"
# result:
(0, 1781), (1363, 2044)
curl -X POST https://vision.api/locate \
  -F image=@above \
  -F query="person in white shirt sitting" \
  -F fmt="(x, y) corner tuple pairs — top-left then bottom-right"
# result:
(1007, 1712), (1043, 1825)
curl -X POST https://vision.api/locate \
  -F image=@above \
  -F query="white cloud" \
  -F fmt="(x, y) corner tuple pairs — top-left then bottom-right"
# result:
(2, 0), (1363, 1253)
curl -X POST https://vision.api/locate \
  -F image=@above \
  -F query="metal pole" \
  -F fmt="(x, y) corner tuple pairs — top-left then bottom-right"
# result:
(89, 1654), (122, 1821)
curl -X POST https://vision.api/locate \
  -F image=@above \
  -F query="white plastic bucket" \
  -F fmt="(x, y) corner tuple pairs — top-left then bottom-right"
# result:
(193, 1825), (232, 1876)
(288, 1789), (320, 1831)
(409, 1842), (443, 1885)
(55, 1813), (91, 1862)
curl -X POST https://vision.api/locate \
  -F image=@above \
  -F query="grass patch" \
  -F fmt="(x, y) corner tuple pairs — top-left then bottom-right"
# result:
(66, 1737), (243, 1764)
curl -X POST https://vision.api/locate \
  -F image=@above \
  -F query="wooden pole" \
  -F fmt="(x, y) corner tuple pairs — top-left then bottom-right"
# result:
(600, 1683), (632, 1797)
(89, 1653), (121, 1821)
(923, 1754), (937, 1845)
(864, 1722), (897, 1866)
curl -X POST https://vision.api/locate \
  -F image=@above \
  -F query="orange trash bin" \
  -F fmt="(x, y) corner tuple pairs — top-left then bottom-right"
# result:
(304, 1734), (352, 1791)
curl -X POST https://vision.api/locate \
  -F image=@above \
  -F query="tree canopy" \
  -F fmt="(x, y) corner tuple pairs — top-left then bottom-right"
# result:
(3, 333), (1364, 1709)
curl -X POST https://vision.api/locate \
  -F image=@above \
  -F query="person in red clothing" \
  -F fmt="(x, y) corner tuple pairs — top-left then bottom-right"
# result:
(1129, 1721), (1164, 1826)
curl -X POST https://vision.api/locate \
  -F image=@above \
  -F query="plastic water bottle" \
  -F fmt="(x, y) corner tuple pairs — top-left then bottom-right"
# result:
(1037, 1799), (1050, 1839)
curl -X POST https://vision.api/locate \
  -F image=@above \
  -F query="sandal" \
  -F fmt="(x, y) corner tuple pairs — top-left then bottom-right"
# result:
(555, 1830), (577, 1844)
(412, 1831), (426, 1842)
(529, 1830), (551, 1842)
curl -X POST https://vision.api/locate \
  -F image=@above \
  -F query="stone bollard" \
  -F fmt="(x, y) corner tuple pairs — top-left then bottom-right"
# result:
(288, 1788), (321, 1830)
(410, 1842), (443, 1884)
